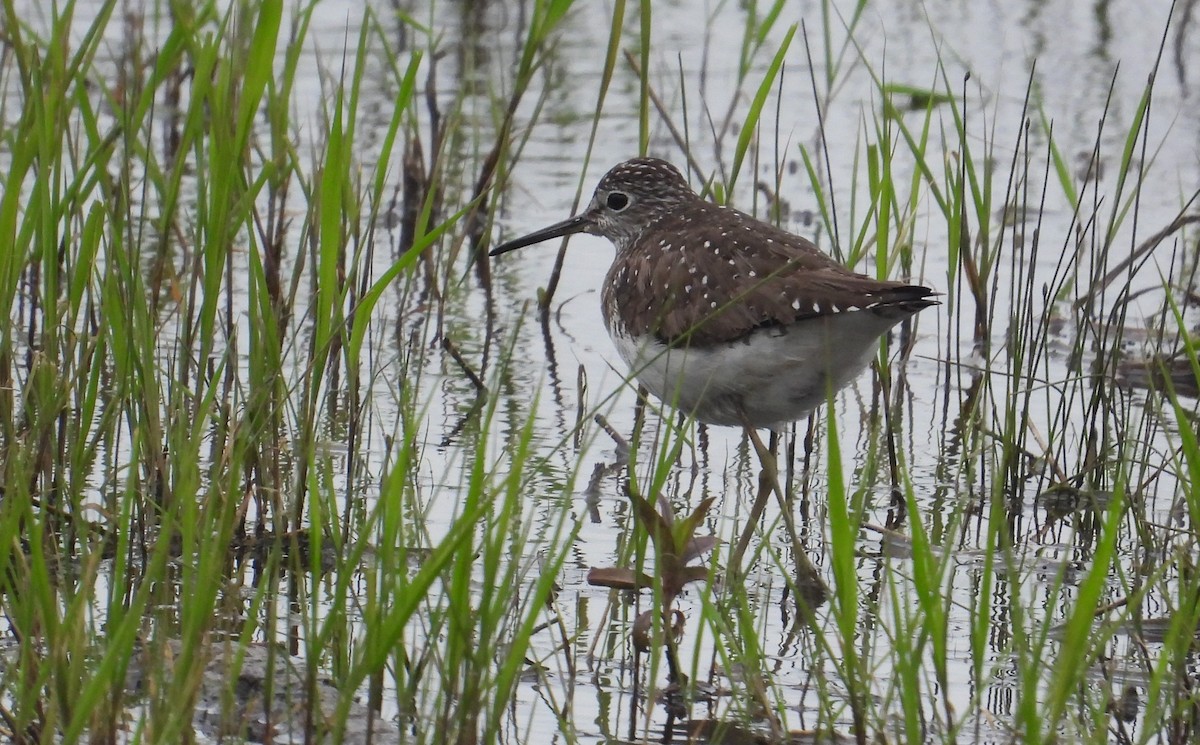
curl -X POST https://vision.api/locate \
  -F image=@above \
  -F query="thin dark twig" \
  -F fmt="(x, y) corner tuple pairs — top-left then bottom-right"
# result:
(1074, 211), (1200, 310)
(442, 337), (486, 394)
(623, 50), (706, 183)
(800, 21), (841, 255)
(593, 413), (629, 457)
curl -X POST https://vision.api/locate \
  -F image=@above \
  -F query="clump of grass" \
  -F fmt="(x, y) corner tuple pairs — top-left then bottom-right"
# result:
(3, 1), (1200, 743)
(0, 0), (585, 742)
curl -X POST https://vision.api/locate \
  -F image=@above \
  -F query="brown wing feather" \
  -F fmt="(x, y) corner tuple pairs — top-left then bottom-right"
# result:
(604, 201), (936, 345)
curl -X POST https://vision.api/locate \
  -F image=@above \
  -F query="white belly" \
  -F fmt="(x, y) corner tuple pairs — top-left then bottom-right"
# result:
(611, 311), (901, 428)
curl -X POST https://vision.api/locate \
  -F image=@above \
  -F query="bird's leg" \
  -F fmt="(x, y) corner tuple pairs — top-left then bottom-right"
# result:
(729, 422), (827, 604)
(728, 434), (774, 574)
(747, 426), (825, 597)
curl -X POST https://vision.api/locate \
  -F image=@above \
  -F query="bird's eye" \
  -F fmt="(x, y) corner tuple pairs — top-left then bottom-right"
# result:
(606, 191), (630, 211)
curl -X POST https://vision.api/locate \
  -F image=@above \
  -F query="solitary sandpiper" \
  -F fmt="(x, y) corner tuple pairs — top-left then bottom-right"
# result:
(491, 158), (937, 429)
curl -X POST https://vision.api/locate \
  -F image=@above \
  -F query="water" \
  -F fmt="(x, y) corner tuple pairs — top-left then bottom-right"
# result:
(484, 3), (1196, 736)
(3, 0), (1197, 742)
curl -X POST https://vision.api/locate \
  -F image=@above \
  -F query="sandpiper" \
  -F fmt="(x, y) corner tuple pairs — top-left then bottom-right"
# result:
(491, 158), (936, 429)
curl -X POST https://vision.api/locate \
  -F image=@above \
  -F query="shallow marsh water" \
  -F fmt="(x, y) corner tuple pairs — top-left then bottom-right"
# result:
(2, 0), (1199, 743)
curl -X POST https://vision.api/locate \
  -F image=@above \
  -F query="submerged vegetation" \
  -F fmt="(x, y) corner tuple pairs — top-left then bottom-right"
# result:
(0, 0), (1198, 743)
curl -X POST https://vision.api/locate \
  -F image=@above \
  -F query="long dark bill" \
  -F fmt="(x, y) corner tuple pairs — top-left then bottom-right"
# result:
(489, 213), (591, 256)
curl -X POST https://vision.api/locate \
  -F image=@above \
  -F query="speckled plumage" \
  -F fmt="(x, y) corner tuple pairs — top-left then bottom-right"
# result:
(491, 158), (937, 427)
